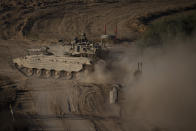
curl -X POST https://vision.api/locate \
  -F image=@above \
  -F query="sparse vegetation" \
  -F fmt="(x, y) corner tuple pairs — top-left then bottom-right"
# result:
(139, 11), (196, 47)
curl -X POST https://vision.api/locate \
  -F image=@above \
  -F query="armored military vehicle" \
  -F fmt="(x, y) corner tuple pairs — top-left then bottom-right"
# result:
(13, 33), (104, 79)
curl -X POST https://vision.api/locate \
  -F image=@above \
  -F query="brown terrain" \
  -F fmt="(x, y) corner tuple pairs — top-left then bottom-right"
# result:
(0, 0), (196, 131)
(1, 0), (196, 41)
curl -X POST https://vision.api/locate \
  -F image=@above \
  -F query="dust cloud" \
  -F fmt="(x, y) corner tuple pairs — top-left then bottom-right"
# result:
(79, 37), (196, 131)
(25, 39), (196, 130)
(122, 42), (196, 131)
(11, 38), (196, 131)
(78, 45), (141, 84)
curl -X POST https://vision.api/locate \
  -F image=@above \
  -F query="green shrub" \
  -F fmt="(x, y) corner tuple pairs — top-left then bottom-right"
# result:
(139, 11), (196, 48)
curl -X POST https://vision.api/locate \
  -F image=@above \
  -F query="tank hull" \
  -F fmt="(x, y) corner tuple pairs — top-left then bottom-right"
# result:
(13, 54), (92, 79)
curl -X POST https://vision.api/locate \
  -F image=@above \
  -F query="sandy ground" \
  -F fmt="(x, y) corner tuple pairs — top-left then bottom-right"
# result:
(1, 1), (196, 131)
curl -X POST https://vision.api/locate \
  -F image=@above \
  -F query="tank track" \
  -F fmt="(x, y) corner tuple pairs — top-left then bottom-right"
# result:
(14, 63), (73, 79)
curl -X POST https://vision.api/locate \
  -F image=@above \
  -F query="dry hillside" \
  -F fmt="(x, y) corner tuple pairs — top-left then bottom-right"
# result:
(0, 0), (196, 41)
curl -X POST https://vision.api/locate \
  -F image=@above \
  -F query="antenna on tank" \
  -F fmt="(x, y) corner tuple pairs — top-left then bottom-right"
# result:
(114, 24), (118, 39)
(104, 24), (107, 35)
(138, 49), (143, 72)
(137, 62), (142, 72)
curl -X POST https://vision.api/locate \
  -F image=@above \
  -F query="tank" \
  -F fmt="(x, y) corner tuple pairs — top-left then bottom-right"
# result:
(13, 33), (104, 79)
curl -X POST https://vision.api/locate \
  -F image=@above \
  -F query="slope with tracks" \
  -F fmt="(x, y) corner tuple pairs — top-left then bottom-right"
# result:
(1, 0), (196, 41)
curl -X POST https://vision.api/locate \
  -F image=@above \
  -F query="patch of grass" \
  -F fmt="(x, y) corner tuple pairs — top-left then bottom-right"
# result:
(138, 11), (196, 48)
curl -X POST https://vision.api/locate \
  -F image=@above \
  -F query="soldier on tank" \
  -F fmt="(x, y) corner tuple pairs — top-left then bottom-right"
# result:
(74, 37), (78, 43)
(71, 37), (78, 45)
(81, 33), (87, 42)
